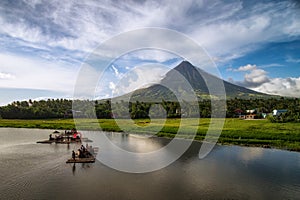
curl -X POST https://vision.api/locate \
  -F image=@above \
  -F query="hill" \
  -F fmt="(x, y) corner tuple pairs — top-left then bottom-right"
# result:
(124, 61), (272, 102)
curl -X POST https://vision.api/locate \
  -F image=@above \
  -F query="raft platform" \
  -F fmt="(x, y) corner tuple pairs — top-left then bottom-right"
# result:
(37, 140), (54, 144)
(37, 139), (81, 144)
(54, 139), (81, 144)
(66, 157), (96, 163)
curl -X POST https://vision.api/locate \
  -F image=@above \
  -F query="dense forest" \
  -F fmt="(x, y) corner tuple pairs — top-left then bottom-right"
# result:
(0, 99), (73, 119)
(0, 97), (299, 122)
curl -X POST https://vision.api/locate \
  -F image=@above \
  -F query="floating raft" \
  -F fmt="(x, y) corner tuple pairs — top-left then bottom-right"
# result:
(37, 140), (54, 144)
(37, 139), (81, 144)
(66, 157), (96, 163)
(54, 139), (81, 144)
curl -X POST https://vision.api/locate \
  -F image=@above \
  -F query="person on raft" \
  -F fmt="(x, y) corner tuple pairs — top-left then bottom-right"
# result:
(80, 144), (86, 152)
(72, 150), (76, 160)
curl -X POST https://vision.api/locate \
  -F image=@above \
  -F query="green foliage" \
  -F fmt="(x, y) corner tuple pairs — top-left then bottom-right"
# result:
(0, 99), (72, 119)
(271, 110), (300, 123)
(0, 97), (299, 123)
(226, 97), (300, 122)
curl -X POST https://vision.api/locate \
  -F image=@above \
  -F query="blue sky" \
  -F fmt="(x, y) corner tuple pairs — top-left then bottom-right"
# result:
(0, 0), (299, 105)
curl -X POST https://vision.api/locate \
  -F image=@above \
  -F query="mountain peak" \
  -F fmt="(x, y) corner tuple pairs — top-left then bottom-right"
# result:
(175, 60), (195, 70)
(162, 60), (209, 94)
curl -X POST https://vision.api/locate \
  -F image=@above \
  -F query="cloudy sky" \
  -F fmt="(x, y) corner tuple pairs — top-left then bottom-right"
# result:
(0, 0), (299, 105)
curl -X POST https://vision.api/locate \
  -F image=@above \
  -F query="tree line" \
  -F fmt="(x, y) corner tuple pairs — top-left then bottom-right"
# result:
(0, 99), (73, 119)
(0, 97), (299, 122)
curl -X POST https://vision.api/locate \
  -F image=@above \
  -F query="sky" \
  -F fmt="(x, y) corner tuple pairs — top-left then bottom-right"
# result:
(0, 0), (300, 105)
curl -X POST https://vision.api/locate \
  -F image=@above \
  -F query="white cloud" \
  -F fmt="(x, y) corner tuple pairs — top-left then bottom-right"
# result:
(260, 63), (284, 68)
(122, 49), (179, 63)
(0, 0), (299, 60)
(109, 82), (116, 92)
(111, 65), (122, 79)
(230, 64), (300, 97)
(244, 68), (269, 86)
(254, 77), (300, 97)
(0, 72), (15, 79)
(0, 53), (79, 93)
(286, 56), (300, 63)
(231, 64), (269, 87)
(0, 17), (47, 45)
(0, 0), (299, 100)
(190, 1), (300, 61)
(236, 64), (257, 71)
(110, 63), (169, 96)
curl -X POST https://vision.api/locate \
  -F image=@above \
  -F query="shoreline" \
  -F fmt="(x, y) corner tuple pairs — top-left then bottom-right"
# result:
(1, 125), (298, 153)
(0, 118), (299, 152)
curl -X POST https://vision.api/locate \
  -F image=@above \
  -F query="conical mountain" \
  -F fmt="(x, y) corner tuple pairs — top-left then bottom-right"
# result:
(167, 61), (268, 98)
(161, 61), (209, 94)
(119, 61), (272, 102)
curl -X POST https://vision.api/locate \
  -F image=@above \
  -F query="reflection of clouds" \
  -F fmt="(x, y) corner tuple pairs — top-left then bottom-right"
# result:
(126, 135), (163, 153)
(239, 147), (264, 163)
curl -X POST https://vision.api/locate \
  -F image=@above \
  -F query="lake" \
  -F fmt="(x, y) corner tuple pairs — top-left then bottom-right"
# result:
(0, 128), (299, 199)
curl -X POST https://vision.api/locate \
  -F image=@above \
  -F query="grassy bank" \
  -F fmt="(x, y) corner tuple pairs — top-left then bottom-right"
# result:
(0, 118), (299, 151)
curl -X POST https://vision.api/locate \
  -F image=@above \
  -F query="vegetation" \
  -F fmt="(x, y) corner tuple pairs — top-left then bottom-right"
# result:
(226, 97), (300, 121)
(1, 97), (300, 122)
(0, 99), (73, 119)
(0, 118), (299, 151)
(0, 97), (299, 151)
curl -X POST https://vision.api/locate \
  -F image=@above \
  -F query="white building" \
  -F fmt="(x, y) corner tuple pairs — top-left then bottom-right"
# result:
(272, 109), (288, 116)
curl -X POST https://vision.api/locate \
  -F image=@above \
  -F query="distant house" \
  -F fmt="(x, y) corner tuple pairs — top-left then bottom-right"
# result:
(234, 109), (244, 119)
(246, 109), (256, 114)
(244, 109), (256, 119)
(239, 115), (246, 119)
(272, 109), (288, 116)
(245, 113), (256, 119)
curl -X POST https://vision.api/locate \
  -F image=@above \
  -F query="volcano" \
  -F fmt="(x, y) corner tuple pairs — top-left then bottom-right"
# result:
(116, 61), (272, 102)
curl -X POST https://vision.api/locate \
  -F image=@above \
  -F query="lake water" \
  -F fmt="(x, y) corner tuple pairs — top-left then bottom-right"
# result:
(0, 128), (299, 200)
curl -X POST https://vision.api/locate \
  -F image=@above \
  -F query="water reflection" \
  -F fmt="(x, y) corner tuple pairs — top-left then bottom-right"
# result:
(69, 162), (94, 176)
(72, 163), (76, 175)
(0, 128), (299, 200)
(239, 147), (264, 164)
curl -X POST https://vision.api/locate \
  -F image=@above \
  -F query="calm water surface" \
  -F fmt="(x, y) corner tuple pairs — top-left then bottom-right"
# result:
(0, 128), (299, 200)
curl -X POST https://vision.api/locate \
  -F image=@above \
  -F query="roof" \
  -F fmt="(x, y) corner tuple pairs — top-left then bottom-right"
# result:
(273, 109), (288, 112)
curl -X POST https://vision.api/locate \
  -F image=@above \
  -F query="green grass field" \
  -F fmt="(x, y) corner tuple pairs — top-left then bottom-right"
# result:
(0, 118), (299, 151)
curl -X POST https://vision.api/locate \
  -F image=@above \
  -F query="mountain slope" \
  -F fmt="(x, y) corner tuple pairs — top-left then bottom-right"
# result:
(117, 61), (273, 102)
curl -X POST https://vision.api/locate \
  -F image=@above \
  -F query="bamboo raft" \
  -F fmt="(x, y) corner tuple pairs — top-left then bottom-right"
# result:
(54, 139), (81, 144)
(37, 129), (84, 144)
(37, 138), (81, 144)
(66, 157), (96, 163)
(37, 140), (54, 144)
